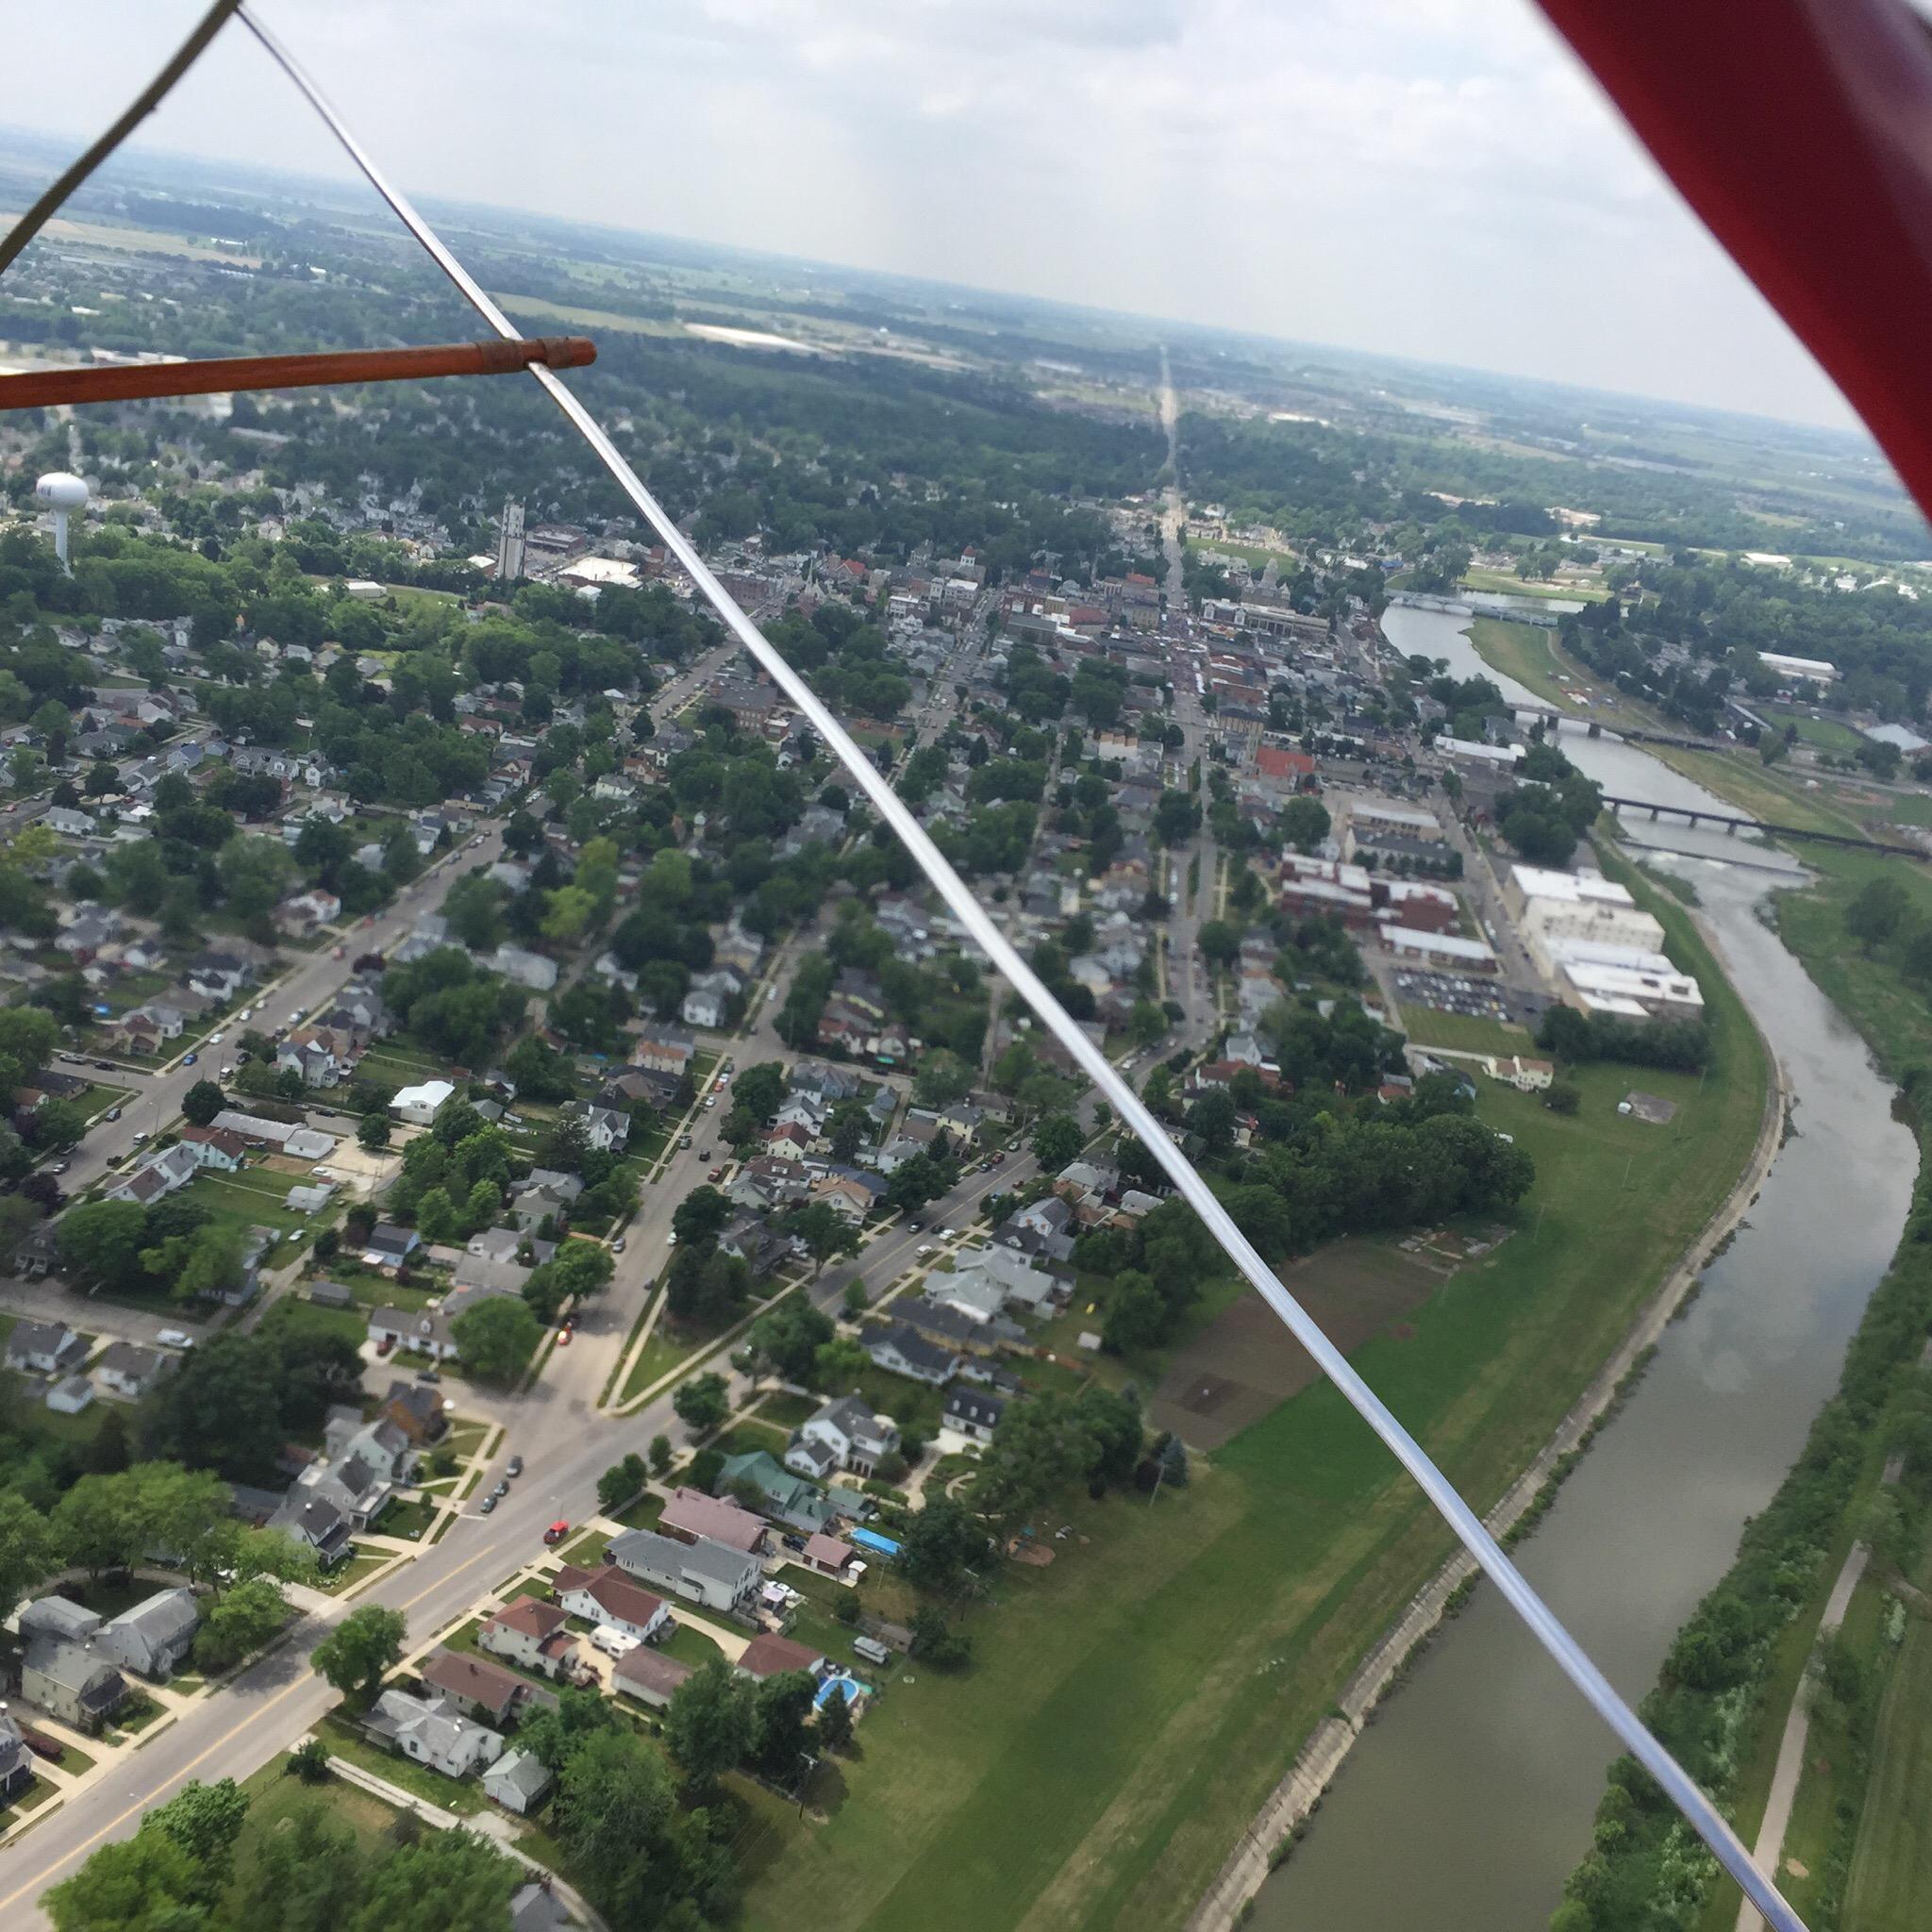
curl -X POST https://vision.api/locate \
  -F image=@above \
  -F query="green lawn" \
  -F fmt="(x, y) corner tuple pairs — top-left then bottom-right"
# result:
(1845, 1533), (1932, 1930)
(658, 1621), (728, 1669)
(228, 1753), (405, 1877)
(618, 1324), (708, 1405)
(757, 1391), (819, 1429)
(378, 1497), (438, 1542)
(1778, 709), (1867, 755)
(734, 857), (1772, 1932)
(554, 1527), (608, 1568)
(1392, 1005), (1533, 1058)
(314, 1547), (391, 1595)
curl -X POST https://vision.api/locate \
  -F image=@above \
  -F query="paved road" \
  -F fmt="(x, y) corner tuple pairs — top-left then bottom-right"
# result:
(50, 823), (508, 1202)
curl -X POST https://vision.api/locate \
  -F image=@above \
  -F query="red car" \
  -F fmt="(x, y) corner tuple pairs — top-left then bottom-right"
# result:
(543, 1521), (570, 1546)
(556, 1327), (573, 1347)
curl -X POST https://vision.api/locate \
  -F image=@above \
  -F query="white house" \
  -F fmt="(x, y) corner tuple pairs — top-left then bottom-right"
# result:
(367, 1689), (504, 1778)
(554, 1563), (675, 1642)
(784, 1393), (899, 1481)
(390, 1079), (456, 1126)
(369, 1307), (459, 1360)
(483, 1749), (553, 1816)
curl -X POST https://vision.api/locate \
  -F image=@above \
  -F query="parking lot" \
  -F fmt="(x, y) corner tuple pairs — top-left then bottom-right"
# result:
(1392, 969), (1514, 1022)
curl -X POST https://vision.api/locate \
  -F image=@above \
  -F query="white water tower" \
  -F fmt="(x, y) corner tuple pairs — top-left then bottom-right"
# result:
(35, 472), (89, 573)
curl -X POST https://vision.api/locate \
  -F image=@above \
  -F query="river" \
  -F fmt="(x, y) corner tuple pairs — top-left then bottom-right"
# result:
(1246, 605), (1921, 1932)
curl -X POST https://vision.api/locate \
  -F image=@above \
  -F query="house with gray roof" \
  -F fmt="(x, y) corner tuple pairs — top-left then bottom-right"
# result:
(92, 1341), (172, 1401)
(22, 1634), (129, 1732)
(606, 1529), (761, 1616)
(5, 1321), (87, 1378)
(484, 1747), (554, 1816)
(785, 1393), (899, 1480)
(864, 1322), (962, 1387)
(365, 1688), (504, 1779)
(96, 1588), (199, 1680)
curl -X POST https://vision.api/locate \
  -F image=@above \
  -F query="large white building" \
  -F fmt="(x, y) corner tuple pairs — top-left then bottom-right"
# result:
(1504, 865), (1668, 974)
(1557, 958), (1706, 1023)
(1757, 650), (1838, 684)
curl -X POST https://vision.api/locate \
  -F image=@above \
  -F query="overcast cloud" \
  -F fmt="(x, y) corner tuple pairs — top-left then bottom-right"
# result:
(2, 0), (1857, 429)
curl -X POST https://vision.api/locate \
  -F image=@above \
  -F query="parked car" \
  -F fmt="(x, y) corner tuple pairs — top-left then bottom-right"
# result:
(130, 1131), (149, 1146)
(702, 1096), (716, 1110)
(507, 1456), (524, 1477)
(47, 1159), (69, 1174)
(182, 1052), (197, 1066)
(92, 1060), (114, 1072)
(103, 1107), (121, 1122)
(375, 1337), (395, 1357)
(707, 1167), (724, 1183)
(207, 1030), (225, 1045)
(157, 1328), (192, 1349)
(416, 1366), (441, 1384)
(331, 944), (345, 959)
(492, 1479), (508, 1498)
(238, 1008), (253, 1022)
(58, 1052), (82, 1065)
(479, 1494), (497, 1514)
(556, 1327), (573, 1347)
(611, 1236), (626, 1253)
(543, 1520), (570, 1546)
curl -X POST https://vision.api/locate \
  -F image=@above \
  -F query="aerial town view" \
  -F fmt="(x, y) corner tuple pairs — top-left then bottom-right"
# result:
(0, 7), (1929, 1932)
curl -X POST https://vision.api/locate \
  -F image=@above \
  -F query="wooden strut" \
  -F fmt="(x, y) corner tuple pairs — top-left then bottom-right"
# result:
(0, 335), (596, 410)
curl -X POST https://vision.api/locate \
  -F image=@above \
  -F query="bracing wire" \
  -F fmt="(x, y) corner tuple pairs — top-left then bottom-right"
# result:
(0, 0), (246, 277)
(31, 8), (1804, 1927)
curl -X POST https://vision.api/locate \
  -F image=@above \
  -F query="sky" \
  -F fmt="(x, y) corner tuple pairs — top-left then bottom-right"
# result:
(1, 0), (1860, 430)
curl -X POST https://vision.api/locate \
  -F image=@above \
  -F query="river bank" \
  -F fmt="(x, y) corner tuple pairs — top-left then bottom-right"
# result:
(1188, 899), (1791, 1932)
(1229, 605), (1918, 1932)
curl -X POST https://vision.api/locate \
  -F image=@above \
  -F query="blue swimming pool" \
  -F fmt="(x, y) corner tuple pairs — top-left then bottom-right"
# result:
(849, 1526), (900, 1557)
(815, 1672), (871, 1708)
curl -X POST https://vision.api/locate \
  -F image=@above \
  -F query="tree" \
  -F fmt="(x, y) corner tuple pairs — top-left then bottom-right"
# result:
(47, 1824), (207, 1931)
(347, 1826), (522, 1932)
(1279, 793), (1331, 853)
(749, 1296), (835, 1383)
(142, 1777), (249, 1907)
(897, 1492), (986, 1591)
(673, 1371), (729, 1437)
(311, 1604), (407, 1707)
(751, 1668), (819, 1782)
(1158, 1434), (1190, 1489)
(816, 1681), (855, 1751)
(841, 1280), (869, 1319)
(597, 1453), (647, 1514)
(513, 1685), (625, 1775)
(791, 1201), (858, 1281)
(910, 1603), (974, 1670)
(814, 1336), (871, 1388)
(179, 1078), (226, 1127)
(0, 1491), (62, 1624)
(1190, 1087), (1240, 1154)
(1031, 1111), (1084, 1172)
(648, 1433), (673, 1476)
(1845, 876), (1908, 954)
(358, 1112), (392, 1151)
(671, 1185), (732, 1245)
(1545, 1080), (1582, 1116)
(662, 1656), (756, 1794)
(56, 1198), (150, 1291)
(193, 1576), (288, 1673)
(55, 1473), (145, 1580)
(450, 1293), (541, 1383)
(551, 1728), (676, 1921)
(1196, 920), (1241, 968)
(1102, 1270), (1169, 1354)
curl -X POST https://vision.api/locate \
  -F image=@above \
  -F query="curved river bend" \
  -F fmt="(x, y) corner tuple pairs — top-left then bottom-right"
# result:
(1247, 606), (1920, 1932)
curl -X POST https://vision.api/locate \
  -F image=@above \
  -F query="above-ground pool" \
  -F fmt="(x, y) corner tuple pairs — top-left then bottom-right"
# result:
(815, 1672), (872, 1709)
(849, 1527), (900, 1557)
